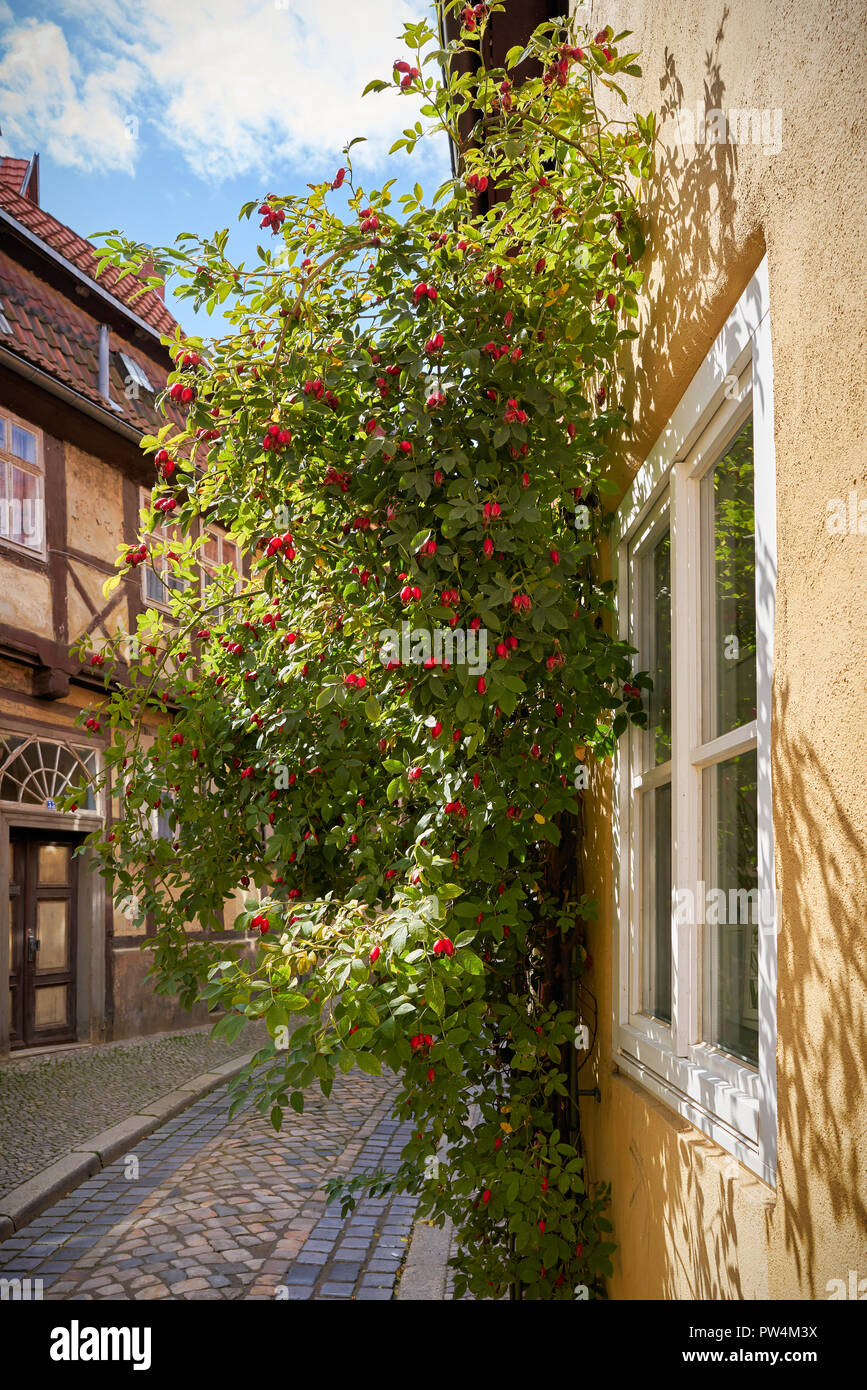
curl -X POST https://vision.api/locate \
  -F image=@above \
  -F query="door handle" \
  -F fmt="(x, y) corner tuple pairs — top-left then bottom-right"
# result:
(27, 934), (40, 963)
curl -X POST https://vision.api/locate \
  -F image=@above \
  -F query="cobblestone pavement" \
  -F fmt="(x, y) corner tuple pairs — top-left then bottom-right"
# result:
(0, 1069), (416, 1300)
(0, 1025), (265, 1197)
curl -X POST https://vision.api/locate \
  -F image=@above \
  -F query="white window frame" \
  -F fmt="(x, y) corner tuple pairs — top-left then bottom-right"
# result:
(0, 407), (46, 559)
(612, 259), (778, 1185)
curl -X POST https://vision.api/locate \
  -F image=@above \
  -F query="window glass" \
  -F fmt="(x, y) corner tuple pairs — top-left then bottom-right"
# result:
(140, 494), (187, 607)
(9, 465), (41, 548)
(201, 530), (240, 617)
(10, 423), (36, 463)
(0, 413), (43, 553)
(145, 567), (168, 605)
(649, 528), (672, 764)
(640, 782), (672, 1023)
(702, 420), (756, 740)
(701, 748), (759, 1065)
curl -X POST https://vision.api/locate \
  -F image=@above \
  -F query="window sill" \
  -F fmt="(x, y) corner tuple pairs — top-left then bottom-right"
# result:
(0, 535), (47, 564)
(615, 1023), (775, 1187)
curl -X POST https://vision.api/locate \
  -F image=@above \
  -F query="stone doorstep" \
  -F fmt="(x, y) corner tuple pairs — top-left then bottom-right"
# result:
(0, 1052), (257, 1238)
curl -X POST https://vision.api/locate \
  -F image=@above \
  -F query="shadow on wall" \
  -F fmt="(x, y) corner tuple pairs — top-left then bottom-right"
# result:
(580, 635), (867, 1299)
(582, 754), (771, 1300)
(577, 11), (867, 1298)
(772, 673), (867, 1296)
(612, 5), (765, 485)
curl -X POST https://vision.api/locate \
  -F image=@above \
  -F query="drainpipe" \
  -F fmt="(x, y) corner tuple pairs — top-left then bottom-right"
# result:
(98, 322), (111, 401)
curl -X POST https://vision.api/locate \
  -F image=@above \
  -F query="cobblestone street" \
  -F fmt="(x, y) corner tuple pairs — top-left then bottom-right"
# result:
(0, 1070), (418, 1300)
(0, 1026), (265, 1198)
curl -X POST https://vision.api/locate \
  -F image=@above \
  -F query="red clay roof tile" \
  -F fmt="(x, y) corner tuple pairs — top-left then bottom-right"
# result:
(0, 158), (31, 195)
(0, 250), (185, 437)
(0, 178), (177, 336)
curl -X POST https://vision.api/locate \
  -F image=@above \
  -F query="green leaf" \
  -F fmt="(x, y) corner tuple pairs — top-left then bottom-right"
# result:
(459, 950), (485, 975)
(437, 882), (464, 899)
(427, 975), (445, 1016)
(211, 1011), (246, 1043)
(282, 992), (311, 1012)
(265, 1003), (288, 1034)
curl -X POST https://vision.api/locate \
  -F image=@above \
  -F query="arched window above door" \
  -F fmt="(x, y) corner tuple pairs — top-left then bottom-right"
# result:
(0, 734), (99, 812)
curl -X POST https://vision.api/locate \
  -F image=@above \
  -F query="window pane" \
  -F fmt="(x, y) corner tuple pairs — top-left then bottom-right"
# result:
(650, 528), (671, 763)
(155, 795), (174, 841)
(10, 423), (37, 463)
(202, 533), (220, 566)
(701, 748), (759, 1065)
(634, 522), (671, 767)
(144, 566), (168, 605)
(164, 528), (188, 593)
(9, 466), (41, 549)
(640, 781), (672, 1023)
(0, 419), (5, 448)
(702, 420), (756, 740)
(0, 461), (7, 537)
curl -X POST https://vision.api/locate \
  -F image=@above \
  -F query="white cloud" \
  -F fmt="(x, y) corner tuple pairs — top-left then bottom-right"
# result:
(0, 17), (141, 172)
(0, 0), (444, 181)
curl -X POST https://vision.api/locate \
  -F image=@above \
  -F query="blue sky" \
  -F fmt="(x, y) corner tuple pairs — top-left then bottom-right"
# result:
(0, 0), (450, 335)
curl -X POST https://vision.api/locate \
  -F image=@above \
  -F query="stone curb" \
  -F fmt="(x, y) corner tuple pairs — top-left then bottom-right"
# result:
(396, 1217), (454, 1300)
(0, 1052), (256, 1238)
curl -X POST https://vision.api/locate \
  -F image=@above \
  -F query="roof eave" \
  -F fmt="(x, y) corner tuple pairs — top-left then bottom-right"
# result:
(0, 205), (171, 346)
(0, 342), (144, 444)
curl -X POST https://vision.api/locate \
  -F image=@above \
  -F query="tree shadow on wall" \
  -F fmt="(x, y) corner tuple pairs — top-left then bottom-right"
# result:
(770, 671), (867, 1295)
(613, 6), (766, 484)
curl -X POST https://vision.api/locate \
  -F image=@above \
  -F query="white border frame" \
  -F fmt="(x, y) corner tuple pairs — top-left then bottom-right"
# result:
(612, 259), (778, 1185)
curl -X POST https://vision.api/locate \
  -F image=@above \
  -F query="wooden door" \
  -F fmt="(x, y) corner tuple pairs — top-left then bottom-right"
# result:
(8, 832), (78, 1048)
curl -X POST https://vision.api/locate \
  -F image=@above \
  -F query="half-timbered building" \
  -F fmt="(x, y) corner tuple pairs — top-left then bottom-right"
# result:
(0, 152), (233, 1052)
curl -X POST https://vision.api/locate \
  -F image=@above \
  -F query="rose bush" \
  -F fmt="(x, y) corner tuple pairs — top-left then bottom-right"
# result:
(79, 1), (654, 1298)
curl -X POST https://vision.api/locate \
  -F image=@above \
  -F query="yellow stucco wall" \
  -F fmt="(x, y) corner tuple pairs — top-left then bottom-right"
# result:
(576, 0), (867, 1298)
